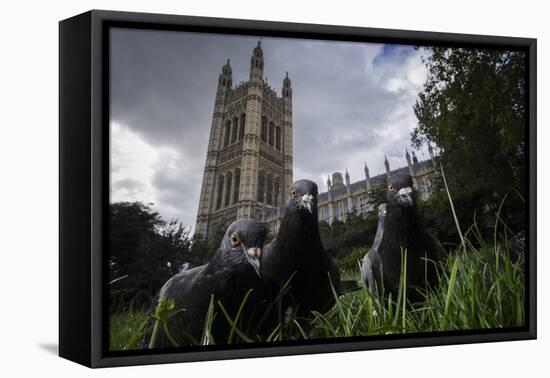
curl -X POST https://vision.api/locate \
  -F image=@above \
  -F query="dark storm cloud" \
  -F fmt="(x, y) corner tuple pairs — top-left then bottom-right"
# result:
(110, 28), (426, 229)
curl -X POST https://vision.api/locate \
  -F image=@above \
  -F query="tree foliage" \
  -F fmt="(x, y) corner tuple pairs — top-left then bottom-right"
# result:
(320, 208), (378, 262)
(413, 47), (526, 234)
(108, 202), (222, 311)
(366, 176), (388, 211)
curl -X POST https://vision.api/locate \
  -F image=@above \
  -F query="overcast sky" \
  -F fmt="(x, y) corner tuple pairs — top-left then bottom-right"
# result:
(110, 28), (430, 231)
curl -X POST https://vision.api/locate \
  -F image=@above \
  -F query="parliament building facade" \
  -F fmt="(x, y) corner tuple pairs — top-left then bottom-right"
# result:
(315, 147), (439, 226)
(196, 42), (438, 237)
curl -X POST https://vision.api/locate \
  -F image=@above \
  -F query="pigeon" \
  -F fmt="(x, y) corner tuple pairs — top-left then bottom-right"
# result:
(262, 179), (355, 319)
(142, 219), (268, 348)
(361, 203), (387, 301)
(361, 174), (445, 303)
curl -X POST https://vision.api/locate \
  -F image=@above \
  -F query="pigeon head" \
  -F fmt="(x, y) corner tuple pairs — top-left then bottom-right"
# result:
(386, 174), (416, 209)
(220, 219), (267, 277)
(287, 179), (318, 214)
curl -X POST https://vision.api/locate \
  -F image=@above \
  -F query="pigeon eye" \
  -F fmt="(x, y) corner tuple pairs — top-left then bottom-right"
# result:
(230, 233), (241, 247)
(290, 189), (298, 198)
(388, 184), (396, 192)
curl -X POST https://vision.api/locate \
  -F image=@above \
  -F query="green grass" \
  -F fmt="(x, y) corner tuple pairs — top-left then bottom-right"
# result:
(110, 309), (149, 351)
(109, 167), (524, 350)
(110, 233), (524, 350)
(309, 241), (524, 339)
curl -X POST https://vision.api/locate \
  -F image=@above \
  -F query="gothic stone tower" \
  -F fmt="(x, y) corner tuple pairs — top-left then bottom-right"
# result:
(195, 42), (293, 237)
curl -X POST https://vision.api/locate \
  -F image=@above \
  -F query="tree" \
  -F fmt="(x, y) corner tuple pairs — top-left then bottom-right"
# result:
(187, 222), (228, 267)
(109, 202), (191, 310)
(366, 176), (388, 212)
(413, 47), (526, 234)
(320, 208), (378, 261)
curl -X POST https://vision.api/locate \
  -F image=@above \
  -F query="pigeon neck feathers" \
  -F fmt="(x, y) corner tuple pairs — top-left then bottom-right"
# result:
(282, 202), (321, 239)
(379, 203), (423, 257)
(273, 200), (323, 261)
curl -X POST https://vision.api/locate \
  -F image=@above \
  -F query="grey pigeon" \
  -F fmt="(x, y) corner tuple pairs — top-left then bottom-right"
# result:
(361, 174), (445, 303)
(262, 179), (350, 318)
(142, 219), (268, 348)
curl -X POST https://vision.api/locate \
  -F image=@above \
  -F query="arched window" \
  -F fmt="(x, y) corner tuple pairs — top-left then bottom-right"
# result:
(274, 176), (280, 206)
(225, 172), (232, 207)
(276, 126), (281, 150)
(233, 168), (240, 204)
(268, 122), (274, 146)
(257, 171), (266, 203)
(266, 174), (273, 205)
(239, 114), (246, 140)
(223, 121), (231, 147)
(216, 174), (224, 210)
(261, 117), (268, 142)
(231, 117), (238, 143)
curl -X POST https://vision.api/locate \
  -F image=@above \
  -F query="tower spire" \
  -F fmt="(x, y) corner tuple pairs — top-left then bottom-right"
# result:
(282, 71), (292, 99)
(364, 162), (372, 191)
(384, 155), (391, 177)
(249, 41), (264, 83)
(217, 59), (232, 95)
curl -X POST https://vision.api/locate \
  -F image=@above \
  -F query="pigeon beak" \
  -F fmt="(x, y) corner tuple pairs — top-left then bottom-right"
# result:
(397, 187), (414, 206)
(300, 193), (314, 213)
(245, 247), (262, 277)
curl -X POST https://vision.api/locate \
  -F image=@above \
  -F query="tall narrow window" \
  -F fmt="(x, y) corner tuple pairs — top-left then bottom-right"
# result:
(233, 168), (241, 204)
(216, 174), (224, 210)
(268, 122), (274, 146)
(274, 177), (280, 207)
(276, 126), (281, 150)
(266, 174), (273, 205)
(223, 121), (231, 147)
(261, 117), (268, 142)
(231, 117), (238, 143)
(239, 114), (246, 140)
(257, 172), (266, 202)
(225, 172), (233, 207)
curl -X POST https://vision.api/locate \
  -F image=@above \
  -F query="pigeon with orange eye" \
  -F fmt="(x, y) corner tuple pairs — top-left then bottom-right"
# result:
(287, 180), (317, 214)
(141, 219), (269, 348)
(262, 179), (360, 323)
(361, 173), (445, 304)
(386, 175), (415, 208)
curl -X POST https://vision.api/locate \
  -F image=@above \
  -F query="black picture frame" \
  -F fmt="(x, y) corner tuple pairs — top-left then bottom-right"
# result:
(59, 9), (537, 368)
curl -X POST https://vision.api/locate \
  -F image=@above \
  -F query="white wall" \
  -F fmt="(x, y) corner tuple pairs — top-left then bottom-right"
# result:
(0, 0), (547, 376)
